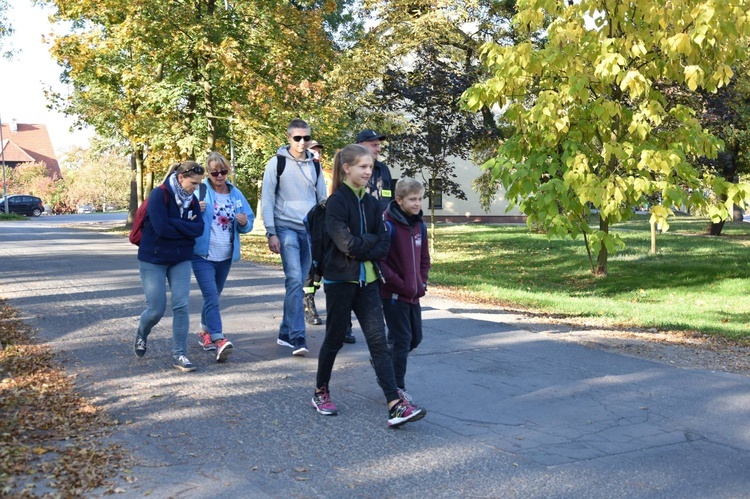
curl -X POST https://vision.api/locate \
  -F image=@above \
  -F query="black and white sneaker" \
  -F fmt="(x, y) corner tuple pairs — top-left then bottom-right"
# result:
(277, 333), (294, 349)
(292, 337), (309, 356)
(134, 335), (147, 358)
(172, 355), (197, 372)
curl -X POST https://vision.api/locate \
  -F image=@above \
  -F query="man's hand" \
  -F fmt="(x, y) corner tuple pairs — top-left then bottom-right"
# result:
(268, 234), (280, 254)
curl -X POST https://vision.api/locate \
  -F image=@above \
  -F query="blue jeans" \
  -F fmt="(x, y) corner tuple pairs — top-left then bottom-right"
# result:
(138, 260), (192, 359)
(276, 226), (310, 340)
(192, 256), (232, 341)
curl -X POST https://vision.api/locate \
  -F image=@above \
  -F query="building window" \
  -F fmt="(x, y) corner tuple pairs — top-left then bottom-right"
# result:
(428, 178), (443, 210)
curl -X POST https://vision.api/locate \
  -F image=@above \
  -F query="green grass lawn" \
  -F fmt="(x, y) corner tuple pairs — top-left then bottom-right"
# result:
(240, 216), (750, 340)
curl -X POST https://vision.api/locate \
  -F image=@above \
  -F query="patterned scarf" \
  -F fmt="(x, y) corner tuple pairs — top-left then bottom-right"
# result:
(169, 173), (195, 217)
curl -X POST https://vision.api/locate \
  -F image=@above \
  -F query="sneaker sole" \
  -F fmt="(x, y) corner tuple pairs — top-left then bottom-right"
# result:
(388, 408), (426, 428)
(277, 338), (294, 348)
(293, 347), (309, 356)
(173, 364), (197, 372)
(217, 343), (233, 363)
(310, 398), (338, 416)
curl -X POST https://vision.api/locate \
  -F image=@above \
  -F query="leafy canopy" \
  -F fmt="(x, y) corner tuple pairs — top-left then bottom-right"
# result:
(464, 0), (750, 272)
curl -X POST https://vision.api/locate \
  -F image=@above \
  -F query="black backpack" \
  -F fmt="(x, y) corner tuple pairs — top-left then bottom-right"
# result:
(275, 154), (321, 195)
(304, 200), (328, 276)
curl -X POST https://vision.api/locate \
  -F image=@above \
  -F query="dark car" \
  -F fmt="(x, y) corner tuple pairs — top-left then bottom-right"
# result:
(0, 195), (45, 217)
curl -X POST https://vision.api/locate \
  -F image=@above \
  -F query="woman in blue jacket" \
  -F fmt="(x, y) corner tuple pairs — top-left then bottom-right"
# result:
(134, 162), (205, 372)
(192, 152), (254, 363)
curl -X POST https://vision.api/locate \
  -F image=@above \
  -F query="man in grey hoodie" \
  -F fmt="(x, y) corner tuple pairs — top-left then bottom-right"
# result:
(262, 119), (328, 356)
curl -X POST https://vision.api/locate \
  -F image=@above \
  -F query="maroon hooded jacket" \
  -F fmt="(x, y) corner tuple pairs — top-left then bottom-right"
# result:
(380, 200), (430, 304)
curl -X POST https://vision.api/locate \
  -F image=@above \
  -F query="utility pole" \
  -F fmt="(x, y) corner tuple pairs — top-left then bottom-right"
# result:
(0, 115), (8, 214)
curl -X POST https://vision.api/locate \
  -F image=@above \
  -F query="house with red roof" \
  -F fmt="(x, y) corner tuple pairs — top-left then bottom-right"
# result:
(0, 120), (61, 178)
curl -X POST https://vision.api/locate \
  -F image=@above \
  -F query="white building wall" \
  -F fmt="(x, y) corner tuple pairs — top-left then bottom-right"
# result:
(390, 155), (525, 222)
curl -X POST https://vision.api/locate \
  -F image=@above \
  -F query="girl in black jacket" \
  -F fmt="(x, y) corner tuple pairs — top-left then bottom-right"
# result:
(311, 144), (426, 428)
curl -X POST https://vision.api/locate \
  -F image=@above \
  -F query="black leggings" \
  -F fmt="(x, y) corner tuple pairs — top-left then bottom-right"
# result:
(316, 281), (399, 403)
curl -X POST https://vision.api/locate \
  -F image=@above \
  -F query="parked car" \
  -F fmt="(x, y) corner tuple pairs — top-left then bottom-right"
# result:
(0, 195), (45, 217)
(77, 204), (94, 214)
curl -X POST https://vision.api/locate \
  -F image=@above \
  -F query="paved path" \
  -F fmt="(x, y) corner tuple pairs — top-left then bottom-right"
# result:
(1, 218), (750, 498)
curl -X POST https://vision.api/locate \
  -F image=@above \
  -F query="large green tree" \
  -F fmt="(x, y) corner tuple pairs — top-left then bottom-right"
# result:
(43, 0), (355, 224)
(465, 0), (750, 275)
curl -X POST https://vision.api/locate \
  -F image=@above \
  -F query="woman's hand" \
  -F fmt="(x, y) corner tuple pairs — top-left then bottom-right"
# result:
(199, 200), (207, 212)
(236, 213), (248, 227)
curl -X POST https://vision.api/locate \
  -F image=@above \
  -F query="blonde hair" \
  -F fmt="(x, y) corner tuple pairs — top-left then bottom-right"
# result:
(331, 144), (372, 192)
(206, 151), (230, 172)
(395, 177), (424, 199)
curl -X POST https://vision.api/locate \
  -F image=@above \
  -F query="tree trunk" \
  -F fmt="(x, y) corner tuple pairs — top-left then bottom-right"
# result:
(710, 193), (728, 236)
(134, 146), (145, 203)
(596, 216), (608, 275)
(429, 204), (435, 257)
(126, 153), (138, 227)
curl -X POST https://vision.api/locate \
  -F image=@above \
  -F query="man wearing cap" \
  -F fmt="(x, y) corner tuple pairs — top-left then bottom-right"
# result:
(261, 119), (328, 357)
(356, 129), (393, 211)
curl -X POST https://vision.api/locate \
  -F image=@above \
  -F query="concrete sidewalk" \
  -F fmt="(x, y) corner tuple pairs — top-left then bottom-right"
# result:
(1, 219), (750, 498)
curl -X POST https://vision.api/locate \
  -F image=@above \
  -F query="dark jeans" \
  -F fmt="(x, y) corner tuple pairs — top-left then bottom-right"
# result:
(382, 298), (422, 389)
(317, 281), (399, 403)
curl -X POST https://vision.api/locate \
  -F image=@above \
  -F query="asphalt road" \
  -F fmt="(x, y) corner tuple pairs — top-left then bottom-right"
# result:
(1, 216), (750, 498)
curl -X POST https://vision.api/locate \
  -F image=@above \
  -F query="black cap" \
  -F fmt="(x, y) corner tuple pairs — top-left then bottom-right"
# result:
(356, 129), (386, 143)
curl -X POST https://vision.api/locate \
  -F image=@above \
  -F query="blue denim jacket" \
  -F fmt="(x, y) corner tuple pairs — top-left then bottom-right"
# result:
(193, 180), (255, 262)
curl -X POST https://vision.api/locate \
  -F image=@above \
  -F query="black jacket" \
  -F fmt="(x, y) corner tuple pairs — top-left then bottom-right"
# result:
(323, 184), (390, 283)
(366, 159), (393, 211)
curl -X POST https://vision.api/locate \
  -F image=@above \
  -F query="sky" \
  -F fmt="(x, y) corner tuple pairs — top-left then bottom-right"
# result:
(1, 0), (93, 157)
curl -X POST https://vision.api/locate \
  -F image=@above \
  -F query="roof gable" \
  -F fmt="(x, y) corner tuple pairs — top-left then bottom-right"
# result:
(0, 123), (61, 177)
(2, 140), (37, 163)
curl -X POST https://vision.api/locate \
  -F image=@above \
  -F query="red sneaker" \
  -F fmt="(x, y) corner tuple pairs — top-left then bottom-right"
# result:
(198, 330), (216, 351)
(215, 338), (233, 363)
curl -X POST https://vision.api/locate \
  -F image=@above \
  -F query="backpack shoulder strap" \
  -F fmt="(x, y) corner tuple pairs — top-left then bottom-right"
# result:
(275, 155), (286, 196)
(385, 220), (395, 241)
(313, 158), (321, 178)
(199, 183), (207, 201)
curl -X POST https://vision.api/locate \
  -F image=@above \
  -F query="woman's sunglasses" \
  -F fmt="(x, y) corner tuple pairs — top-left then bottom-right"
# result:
(292, 135), (312, 142)
(179, 164), (205, 175)
(210, 170), (229, 177)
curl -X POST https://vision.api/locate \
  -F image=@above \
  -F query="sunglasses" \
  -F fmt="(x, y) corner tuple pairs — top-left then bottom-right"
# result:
(292, 135), (312, 142)
(210, 170), (229, 178)
(179, 164), (205, 175)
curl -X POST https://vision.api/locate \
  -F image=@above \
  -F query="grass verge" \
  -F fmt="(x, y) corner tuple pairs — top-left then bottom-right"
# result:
(239, 216), (750, 340)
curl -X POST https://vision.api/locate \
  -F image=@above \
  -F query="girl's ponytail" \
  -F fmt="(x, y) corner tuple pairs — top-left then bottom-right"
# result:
(331, 144), (371, 192)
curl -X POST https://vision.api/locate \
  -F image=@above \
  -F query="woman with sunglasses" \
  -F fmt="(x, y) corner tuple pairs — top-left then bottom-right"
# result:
(134, 161), (205, 372)
(192, 152), (254, 363)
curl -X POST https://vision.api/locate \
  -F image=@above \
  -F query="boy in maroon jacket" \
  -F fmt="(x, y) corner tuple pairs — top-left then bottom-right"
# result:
(380, 178), (430, 403)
